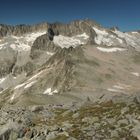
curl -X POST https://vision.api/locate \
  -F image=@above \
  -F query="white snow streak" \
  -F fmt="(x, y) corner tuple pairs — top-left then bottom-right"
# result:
(12, 71), (44, 101)
(131, 72), (140, 77)
(24, 81), (37, 89)
(10, 92), (19, 101)
(28, 71), (44, 81)
(97, 47), (126, 52)
(107, 83), (131, 94)
(107, 88), (122, 93)
(107, 84), (126, 93)
(0, 88), (7, 94)
(14, 83), (26, 90)
(113, 85), (125, 90)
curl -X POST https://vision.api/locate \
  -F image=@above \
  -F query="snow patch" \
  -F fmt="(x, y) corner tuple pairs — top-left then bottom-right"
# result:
(14, 83), (26, 90)
(0, 77), (6, 84)
(43, 88), (58, 95)
(10, 92), (18, 101)
(53, 35), (80, 48)
(0, 42), (8, 47)
(10, 43), (31, 51)
(24, 81), (37, 89)
(28, 71), (44, 81)
(107, 88), (122, 93)
(46, 52), (54, 56)
(0, 43), (8, 50)
(114, 30), (140, 48)
(107, 83), (132, 94)
(0, 31), (46, 51)
(12, 36), (20, 40)
(131, 72), (140, 77)
(24, 31), (46, 43)
(93, 26), (140, 48)
(97, 47), (126, 52)
(53, 90), (58, 94)
(43, 88), (52, 95)
(53, 33), (89, 48)
(113, 85), (125, 90)
(93, 27), (124, 46)
(107, 83), (126, 93)
(14, 70), (44, 91)
(76, 33), (89, 40)
(93, 27), (108, 35)
(131, 32), (138, 34)
(0, 88), (7, 94)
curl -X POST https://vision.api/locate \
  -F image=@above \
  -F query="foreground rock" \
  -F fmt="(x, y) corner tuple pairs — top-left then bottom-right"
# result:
(0, 98), (140, 140)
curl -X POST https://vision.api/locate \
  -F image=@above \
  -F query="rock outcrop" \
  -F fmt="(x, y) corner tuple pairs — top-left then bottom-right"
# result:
(0, 97), (140, 140)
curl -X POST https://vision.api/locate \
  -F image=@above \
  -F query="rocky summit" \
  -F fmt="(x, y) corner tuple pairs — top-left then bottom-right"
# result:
(0, 19), (140, 140)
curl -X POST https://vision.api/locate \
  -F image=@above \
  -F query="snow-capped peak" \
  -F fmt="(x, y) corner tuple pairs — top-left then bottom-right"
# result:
(92, 26), (140, 50)
(93, 27), (124, 47)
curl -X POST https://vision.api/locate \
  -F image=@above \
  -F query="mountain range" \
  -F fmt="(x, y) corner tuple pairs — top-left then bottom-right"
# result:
(0, 19), (140, 140)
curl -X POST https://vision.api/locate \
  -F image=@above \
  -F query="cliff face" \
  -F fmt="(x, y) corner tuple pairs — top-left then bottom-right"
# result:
(48, 20), (98, 44)
(0, 23), (48, 38)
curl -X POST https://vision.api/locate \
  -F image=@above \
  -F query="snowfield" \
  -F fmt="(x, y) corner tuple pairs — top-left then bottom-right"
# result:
(93, 26), (140, 49)
(24, 31), (46, 43)
(93, 27), (123, 46)
(0, 31), (46, 51)
(10, 43), (31, 51)
(53, 33), (89, 48)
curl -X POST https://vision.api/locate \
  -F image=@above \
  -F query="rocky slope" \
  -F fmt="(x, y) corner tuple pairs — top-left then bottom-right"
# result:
(0, 23), (48, 38)
(0, 19), (140, 139)
(0, 96), (140, 140)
